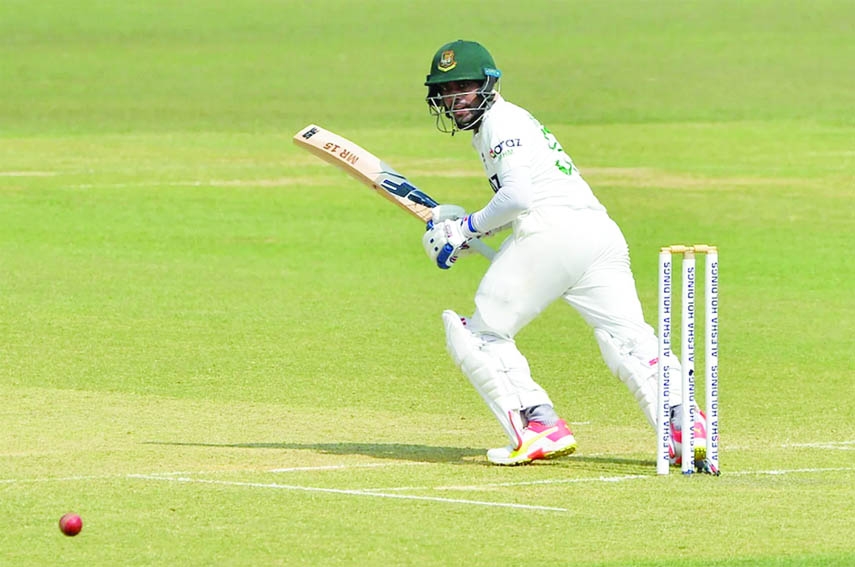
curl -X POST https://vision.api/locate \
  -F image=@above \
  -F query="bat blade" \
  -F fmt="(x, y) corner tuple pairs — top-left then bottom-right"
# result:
(293, 124), (495, 260)
(293, 124), (434, 222)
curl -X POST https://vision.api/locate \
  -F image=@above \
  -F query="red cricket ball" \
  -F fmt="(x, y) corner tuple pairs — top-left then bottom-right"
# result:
(59, 513), (83, 536)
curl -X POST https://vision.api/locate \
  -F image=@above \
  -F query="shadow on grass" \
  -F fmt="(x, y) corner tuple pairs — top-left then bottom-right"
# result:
(145, 440), (655, 472)
(144, 441), (484, 464)
(565, 455), (657, 476)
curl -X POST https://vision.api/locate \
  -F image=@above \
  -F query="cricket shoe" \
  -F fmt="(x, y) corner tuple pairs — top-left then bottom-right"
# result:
(486, 419), (577, 466)
(669, 405), (708, 466)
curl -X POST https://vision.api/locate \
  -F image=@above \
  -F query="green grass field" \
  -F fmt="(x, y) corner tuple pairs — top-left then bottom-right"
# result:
(2, 1), (854, 565)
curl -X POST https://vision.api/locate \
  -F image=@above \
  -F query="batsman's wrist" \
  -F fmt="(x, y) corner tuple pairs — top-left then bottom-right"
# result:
(461, 215), (480, 238)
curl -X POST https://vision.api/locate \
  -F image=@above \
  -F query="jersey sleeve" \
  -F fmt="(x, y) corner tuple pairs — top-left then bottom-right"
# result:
(468, 110), (538, 233)
(468, 164), (532, 232)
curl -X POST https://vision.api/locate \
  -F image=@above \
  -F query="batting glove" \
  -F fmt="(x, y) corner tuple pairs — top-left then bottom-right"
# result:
(431, 204), (467, 223)
(423, 216), (480, 269)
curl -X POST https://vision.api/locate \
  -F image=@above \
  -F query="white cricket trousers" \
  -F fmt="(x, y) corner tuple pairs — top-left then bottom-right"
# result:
(470, 207), (648, 340)
(466, 206), (678, 423)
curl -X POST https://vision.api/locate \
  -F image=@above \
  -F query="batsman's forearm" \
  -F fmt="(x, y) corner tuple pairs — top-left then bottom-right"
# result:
(470, 168), (533, 233)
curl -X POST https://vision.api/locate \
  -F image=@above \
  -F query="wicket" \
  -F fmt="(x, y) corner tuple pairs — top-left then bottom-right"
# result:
(656, 244), (719, 475)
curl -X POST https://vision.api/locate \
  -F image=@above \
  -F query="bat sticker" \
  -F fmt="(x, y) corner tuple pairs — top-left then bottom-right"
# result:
(377, 172), (439, 208)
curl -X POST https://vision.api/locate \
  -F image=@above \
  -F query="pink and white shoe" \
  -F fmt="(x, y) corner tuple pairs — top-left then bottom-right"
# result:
(669, 406), (708, 466)
(487, 419), (577, 466)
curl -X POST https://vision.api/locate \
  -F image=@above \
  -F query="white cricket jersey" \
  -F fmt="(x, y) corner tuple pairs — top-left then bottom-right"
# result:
(469, 94), (605, 233)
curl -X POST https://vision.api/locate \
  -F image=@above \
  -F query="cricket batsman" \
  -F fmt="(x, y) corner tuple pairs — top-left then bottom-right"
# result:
(421, 40), (708, 465)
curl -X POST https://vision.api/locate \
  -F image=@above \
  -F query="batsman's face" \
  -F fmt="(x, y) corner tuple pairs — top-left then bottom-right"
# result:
(437, 80), (483, 127)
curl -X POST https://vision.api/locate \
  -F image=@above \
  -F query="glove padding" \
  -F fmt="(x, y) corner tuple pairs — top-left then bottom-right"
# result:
(423, 216), (480, 269)
(434, 204), (508, 239)
(431, 204), (467, 223)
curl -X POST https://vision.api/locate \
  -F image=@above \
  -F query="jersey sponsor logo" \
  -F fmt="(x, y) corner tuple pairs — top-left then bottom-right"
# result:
(438, 50), (457, 72)
(488, 138), (521, 160)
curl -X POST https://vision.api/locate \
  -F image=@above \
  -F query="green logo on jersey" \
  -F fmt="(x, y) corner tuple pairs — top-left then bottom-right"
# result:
(540, 125), (576, 176)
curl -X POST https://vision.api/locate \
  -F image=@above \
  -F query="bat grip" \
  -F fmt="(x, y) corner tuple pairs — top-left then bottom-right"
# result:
(468, 239), (496, 261)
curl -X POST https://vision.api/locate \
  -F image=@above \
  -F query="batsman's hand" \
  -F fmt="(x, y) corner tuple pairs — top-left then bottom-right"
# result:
(423, 217), (479, 269)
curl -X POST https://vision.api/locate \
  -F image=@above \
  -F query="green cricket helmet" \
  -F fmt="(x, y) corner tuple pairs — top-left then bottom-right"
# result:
(425, 40), (502, 133)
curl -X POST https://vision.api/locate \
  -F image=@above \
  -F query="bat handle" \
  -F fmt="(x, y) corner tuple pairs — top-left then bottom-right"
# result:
(469, 239), (496, 261)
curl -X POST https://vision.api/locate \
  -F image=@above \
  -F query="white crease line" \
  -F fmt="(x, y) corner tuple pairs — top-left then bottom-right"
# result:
(0, 474), (118, 484)
(268, 462), (429, 473)
(364, 474), (648, 492)
(780, 441), (855, 450)
(729, 467), (855, 476)
(727, 440), (855, 451)
(148, 462), (431, 476)
(152, 462), (430, 476)
(363, 467), (855, 492)
(128, 467), (855, 510)
(129, 475), (567, 513)
(3, 464), (853, 488)
(0, 462), (425, 484)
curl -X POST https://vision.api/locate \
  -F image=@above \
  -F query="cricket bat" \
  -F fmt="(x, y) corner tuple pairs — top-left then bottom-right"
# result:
(293, 124), (495, 260)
